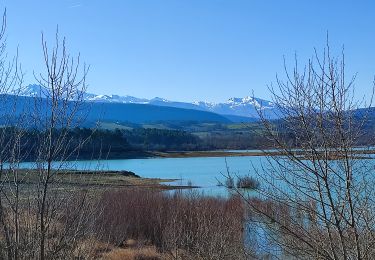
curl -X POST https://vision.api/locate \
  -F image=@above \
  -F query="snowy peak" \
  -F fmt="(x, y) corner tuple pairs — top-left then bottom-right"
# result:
(18, 84), (49, 97)
(225, 96), (274, 109)
(80, 94), (149, 104)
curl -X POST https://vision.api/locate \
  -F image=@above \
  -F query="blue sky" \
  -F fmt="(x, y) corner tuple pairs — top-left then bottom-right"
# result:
(2, 0), (375, 102)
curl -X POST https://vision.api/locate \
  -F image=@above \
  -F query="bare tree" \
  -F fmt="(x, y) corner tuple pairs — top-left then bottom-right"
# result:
(0, 18), (100, 259)
(30, 29), (93, 260)
(229, 42), (375, 259)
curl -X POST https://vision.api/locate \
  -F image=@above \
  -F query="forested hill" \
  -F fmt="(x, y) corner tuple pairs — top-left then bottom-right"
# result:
(0, 126), (274, 161)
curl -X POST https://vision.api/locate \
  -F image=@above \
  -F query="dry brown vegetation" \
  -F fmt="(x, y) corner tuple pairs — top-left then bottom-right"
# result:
(101, 246), (163, 260)
(95, 189), (248, 260)
(0, 169), (178, 191)
(0, 185), (253, 259)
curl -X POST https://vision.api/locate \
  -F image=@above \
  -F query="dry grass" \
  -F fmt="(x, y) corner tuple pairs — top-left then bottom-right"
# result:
(101, 246), (163, 260)
(4, 169), (179, 193)
(74, 238), (113, 259)
(75, 238), (166, 260)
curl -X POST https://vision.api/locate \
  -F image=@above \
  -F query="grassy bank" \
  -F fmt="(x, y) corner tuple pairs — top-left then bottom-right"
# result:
(2, 169), (188, 191)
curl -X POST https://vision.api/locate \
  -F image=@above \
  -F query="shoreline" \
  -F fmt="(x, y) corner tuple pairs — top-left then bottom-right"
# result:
(151, 149), (375, 159)
(151, 151), (271, 158)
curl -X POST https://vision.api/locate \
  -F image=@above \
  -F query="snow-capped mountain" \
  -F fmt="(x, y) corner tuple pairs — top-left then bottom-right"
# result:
(193, 97), (276, 118)
(18, 84), (280, 119)
(18, 84), (49, 98)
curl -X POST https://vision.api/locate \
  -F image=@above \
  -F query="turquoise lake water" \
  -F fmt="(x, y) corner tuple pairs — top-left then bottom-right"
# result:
(80, 156), (265, 195)
(19, 155), (267, 196)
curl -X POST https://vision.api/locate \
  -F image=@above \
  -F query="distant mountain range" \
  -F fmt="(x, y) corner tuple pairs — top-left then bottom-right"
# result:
(0, 94), (231, 128)
(6, 84), (375, 133)
(19, 84), (280, 120)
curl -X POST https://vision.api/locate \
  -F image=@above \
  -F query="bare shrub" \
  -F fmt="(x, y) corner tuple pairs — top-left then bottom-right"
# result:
(236, 176), (260, 189)
(96, 189), (247, 260)
(225, 176), (235, 188)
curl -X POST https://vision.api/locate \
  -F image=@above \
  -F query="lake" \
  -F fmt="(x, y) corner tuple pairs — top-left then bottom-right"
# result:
(19, 155), (267, 196)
